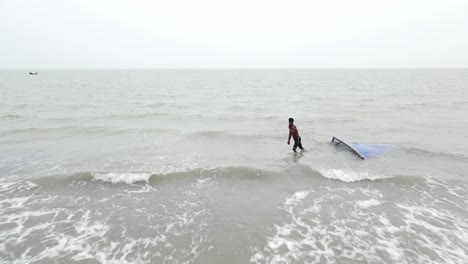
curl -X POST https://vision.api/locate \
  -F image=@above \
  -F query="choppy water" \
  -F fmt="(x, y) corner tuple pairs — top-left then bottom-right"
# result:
(1, 69), (467, 263)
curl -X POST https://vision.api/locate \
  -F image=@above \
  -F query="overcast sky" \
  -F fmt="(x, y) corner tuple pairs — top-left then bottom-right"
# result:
(1, 0), (467, 69)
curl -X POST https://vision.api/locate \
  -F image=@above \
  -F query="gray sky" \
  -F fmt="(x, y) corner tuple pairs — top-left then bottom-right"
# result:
(1, 0), (467, 69)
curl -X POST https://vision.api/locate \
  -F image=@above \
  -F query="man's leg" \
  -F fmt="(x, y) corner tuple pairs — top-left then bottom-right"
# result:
(293, 138), (298, 152)
(298, 136), (304, 150)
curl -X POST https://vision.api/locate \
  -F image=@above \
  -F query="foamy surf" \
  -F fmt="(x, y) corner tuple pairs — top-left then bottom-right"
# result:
(2, 69), (468, 263)
(252, 178), (468, 264)
(319, 169), (391, 182)
(356, 199), (382, 208)
(92, 172), (152, 184)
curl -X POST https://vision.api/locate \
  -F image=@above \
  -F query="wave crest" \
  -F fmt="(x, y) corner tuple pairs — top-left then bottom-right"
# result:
(92, 172), (152, 184)
(319, 169), (391, 182)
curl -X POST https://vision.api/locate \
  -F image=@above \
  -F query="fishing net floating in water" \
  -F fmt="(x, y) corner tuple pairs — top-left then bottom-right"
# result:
(331, 137), (392, 159)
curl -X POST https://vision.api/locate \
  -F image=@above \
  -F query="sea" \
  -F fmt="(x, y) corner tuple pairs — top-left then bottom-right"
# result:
(0, 69), (467, 264)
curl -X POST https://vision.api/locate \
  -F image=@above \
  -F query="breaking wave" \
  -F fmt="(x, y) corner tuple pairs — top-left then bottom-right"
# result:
(22, 165), (400, 187)
(92, 172), (152, 184)
(318, 168), (392, 182)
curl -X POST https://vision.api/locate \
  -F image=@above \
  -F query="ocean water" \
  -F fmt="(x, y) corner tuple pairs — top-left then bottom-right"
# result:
(0, 69), (467, 264)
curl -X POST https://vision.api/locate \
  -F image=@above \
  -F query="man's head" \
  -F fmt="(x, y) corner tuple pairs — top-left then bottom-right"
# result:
(288, 118), (294, 124)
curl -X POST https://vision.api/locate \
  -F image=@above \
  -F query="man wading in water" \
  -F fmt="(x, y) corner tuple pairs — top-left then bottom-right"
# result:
(288, 118), (304, 152)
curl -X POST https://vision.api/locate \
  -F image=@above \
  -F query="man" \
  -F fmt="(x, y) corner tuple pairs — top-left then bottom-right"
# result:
(287, 118), (304, 152)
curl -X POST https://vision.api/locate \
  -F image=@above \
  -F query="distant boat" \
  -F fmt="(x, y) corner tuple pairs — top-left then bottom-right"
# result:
(29, 72), (38, 75)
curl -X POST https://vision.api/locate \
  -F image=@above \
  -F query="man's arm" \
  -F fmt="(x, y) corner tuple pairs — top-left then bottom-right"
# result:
(288, 131), (292, 144)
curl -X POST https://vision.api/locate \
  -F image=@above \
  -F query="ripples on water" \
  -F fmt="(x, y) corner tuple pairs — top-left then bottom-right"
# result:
(0, 70), (467, 263)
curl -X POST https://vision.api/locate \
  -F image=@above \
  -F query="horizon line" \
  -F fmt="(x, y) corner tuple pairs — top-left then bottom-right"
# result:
(1, 67), (468, 71)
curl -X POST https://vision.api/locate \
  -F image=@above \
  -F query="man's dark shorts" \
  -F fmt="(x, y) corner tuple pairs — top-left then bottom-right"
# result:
(293, 136), (303, 151)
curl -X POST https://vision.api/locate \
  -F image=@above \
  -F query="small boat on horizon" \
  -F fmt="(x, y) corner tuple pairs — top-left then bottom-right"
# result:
(29, 72), (38, 75)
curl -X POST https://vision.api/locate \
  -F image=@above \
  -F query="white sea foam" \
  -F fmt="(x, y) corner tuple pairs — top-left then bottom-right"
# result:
(356, 199), (382, 208)
(284, 190), (309, 207)
(0, 179), (213, 264)
(92, 172), (151, 184)
(319, 169), (391, 182)
(252, 182), (468, 264)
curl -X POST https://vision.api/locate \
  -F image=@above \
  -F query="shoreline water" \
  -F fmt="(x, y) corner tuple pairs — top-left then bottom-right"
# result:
(1, 69), (467, 263)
